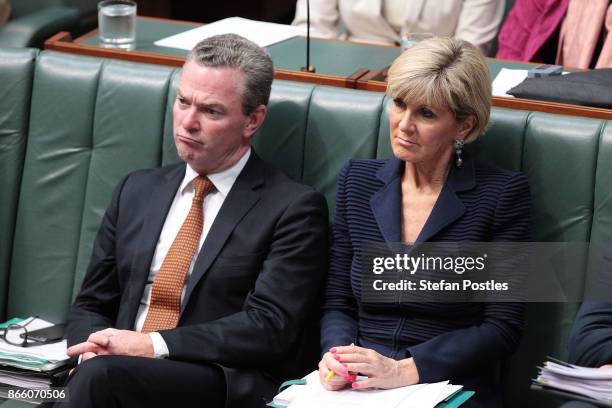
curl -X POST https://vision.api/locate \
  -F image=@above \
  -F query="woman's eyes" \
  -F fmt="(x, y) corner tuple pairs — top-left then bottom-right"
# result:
(394, 100), (436, 119)
(420, 107), (435, 118)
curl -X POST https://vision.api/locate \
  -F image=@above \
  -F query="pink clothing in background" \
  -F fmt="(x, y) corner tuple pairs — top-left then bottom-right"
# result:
(597, 4), (612, 68)
(496, 0), (569, 62)
(557, 0), (612, 68)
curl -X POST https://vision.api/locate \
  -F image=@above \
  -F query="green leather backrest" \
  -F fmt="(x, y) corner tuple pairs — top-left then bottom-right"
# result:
(253, 80), (314, 183)
(9, 53), (175, 322)
(2, 50), (611, 408)
(302, 86), (384, 216)
(0, 48), (38, 319)
(591, 122), (612, 242)
(10, 0), (98, 19)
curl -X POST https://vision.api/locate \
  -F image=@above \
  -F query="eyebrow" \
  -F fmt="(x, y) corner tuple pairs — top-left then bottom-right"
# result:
(176, 90), (225, 111)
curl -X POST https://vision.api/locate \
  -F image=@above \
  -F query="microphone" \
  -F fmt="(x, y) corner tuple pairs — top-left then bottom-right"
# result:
(300, 0), (316, 73)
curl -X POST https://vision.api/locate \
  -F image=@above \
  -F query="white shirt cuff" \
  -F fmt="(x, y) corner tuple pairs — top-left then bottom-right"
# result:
(149, 332), (170, 359)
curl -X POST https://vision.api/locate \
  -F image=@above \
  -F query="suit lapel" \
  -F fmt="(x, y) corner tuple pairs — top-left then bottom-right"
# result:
(370, 157), (403, 243)
(370, 155), (476, 244)
(125, 165), (185, 326)
(181, 153), (264, 313)
(416, 156), (475, 242)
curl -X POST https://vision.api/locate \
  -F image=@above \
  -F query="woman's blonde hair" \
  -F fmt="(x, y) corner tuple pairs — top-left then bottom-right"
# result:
(387, 37), (491, 142)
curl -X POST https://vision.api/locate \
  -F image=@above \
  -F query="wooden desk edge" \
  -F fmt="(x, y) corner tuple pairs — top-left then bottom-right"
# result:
(44, 32), (368, 87)
(44, 31), (612, 120)
(356, 80), (612, 120)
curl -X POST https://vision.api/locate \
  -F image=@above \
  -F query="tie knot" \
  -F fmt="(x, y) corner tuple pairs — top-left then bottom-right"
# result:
(193, 176), (214, 201)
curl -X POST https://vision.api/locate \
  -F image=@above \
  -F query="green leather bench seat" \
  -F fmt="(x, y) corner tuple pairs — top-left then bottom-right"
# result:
(0, 48), (38, 320)
(0, 0), (99, 48)
(0, 48), (611, 408)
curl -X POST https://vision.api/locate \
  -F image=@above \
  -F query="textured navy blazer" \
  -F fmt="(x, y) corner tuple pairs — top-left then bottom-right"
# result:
(322, 154), (530, 407)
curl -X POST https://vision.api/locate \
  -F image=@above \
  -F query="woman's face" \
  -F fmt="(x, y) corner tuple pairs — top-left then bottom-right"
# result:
(389, 97), (473, 166)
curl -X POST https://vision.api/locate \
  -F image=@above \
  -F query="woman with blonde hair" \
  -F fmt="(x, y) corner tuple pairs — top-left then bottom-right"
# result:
(318, 37), (530, 407)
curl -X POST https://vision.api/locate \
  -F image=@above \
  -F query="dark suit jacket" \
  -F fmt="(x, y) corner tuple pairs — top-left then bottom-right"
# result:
(322, 155), (530, 408)
(66, 152), (329, 407)
(569, 301), (612, 367)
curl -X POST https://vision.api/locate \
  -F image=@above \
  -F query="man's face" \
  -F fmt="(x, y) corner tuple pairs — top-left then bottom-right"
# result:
(173, 61), (265, 174)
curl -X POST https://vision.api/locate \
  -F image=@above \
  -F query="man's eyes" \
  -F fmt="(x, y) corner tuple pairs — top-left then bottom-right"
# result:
(177, 97), (221, 116)
(200, 107), (221, 116)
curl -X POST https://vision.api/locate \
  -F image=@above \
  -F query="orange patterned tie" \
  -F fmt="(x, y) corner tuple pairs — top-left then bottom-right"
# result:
(142, 175), (215, 333)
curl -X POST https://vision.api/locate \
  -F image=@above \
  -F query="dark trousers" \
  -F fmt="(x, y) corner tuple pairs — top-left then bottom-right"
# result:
(50, 355), (226, 408)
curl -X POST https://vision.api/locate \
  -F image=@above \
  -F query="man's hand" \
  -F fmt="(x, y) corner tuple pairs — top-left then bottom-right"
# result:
(601, 364), (612, 369)
(67, 328), (154, 359)
(331, 344), (419, 390)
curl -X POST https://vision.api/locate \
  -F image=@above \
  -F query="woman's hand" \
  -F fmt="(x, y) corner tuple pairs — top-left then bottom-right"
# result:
(332, 344), (419, 390)
(318, 349), (355, 391)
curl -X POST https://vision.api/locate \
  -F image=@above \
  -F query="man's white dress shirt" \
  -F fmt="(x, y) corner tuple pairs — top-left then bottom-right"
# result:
(134, 149), (251, 358)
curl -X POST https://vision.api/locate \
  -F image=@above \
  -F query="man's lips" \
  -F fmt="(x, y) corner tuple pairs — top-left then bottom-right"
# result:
(176, 134), (203, 146)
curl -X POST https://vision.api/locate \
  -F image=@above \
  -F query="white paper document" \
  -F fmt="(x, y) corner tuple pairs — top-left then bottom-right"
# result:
(491, 68), (529, 97)
(0, 317), (68, 371)
(276, 371), (463, 408)
(154, 17), (306, 50)
(534, 360), (612, 403)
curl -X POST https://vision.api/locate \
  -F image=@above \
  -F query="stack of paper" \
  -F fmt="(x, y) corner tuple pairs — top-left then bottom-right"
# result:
(533, 359), (612, 404)
(0, 317), (69, 372)
(273, 371), (467, 408)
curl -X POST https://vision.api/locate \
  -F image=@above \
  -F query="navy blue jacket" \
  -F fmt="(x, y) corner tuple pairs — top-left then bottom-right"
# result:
(569, 302), (612, 367)
(322, 155), (530, 407)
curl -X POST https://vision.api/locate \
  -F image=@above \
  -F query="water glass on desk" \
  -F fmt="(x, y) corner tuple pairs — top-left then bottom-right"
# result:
(98, 0), (136, 50)
(400, 32), (434, 51)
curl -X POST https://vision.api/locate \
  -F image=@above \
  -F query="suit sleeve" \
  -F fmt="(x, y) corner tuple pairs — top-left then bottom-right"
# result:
(65, 175), (129, 347)
(292, 0), (341, 39)
(159, 189), (329, 366)
(569, 302), (612, 367)
(320, 161), (360, 353)
(454, 0), (505, 55)
(408, 172), (530, 382)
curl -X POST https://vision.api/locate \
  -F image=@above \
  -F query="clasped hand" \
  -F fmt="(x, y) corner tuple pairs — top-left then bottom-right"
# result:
(318, 344), (419, 391)
(66, 328), (154, 363)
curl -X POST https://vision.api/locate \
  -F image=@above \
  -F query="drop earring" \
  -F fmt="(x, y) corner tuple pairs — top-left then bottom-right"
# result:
(454, 139), (464, 167)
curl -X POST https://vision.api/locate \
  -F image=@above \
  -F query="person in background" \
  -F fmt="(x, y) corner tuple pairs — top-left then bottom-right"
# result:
(497, 0), (612, 68)
(496, 0), (569, 63)
(292, 0), (505, 55)
(317, 36), (530, 408)
(0, 0), (10, 25)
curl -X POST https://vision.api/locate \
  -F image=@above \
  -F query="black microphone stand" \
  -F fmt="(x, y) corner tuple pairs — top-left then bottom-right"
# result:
(300, 0), (316, 73)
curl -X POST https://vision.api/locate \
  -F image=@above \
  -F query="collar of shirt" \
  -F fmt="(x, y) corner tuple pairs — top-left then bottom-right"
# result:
(179, 148), (251, 198)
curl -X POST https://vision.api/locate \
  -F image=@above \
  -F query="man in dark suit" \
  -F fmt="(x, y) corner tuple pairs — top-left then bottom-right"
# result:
(57, 34), (329, 408)
(560, 240), (612, 408)
(559, 301), (612, 408)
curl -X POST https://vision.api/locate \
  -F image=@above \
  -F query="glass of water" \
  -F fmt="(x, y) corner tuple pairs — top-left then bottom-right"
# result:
(400, 32), (434, 52)
(98, 0), (136, 50)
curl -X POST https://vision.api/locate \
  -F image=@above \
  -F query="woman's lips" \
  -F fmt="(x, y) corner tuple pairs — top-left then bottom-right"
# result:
(396, 135), (418, 148)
